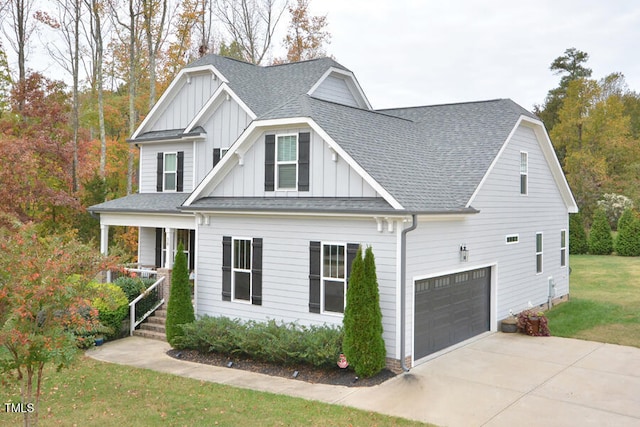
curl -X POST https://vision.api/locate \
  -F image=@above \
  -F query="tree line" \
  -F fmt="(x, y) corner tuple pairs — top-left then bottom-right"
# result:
(0, 0), (329, 251)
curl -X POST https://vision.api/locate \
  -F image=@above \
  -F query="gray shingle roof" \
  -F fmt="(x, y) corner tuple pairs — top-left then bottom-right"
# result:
(88, 193), (190, 214)
(186, 55), (350, 116)
(261, 96), (533, 211)
(185, 197), (398, 214)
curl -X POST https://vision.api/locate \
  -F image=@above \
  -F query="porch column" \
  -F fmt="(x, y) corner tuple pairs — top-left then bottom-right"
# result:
(165, 227), (175, 269)
(100, 224), (111, 282)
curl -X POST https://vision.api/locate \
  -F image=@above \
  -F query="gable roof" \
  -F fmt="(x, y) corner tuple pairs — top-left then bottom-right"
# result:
(185, 55), (364, 117)
(250, 96), (544, 212)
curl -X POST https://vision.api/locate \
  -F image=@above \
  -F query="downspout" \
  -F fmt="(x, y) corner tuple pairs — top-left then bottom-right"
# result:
(400, 214), (418, 372)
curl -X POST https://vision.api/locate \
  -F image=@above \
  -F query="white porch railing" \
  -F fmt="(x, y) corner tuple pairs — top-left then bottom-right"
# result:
(129, 276), (165, 336)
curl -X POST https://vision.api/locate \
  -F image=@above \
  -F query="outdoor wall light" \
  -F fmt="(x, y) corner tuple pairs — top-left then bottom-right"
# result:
(460, 244), (469, 262)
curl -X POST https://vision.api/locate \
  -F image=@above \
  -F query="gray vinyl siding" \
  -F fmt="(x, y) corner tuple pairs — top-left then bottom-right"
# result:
(151, 73), (221, 131)
(312, 75), (360, 107)
(404, 124), (569, 357)
(211, 129), (379, 198)
(139, 142), (194, 193)
(138, 227), (156, 266)
(195, 215), (399, 357)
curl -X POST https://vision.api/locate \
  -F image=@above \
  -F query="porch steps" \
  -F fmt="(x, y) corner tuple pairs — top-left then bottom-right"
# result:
(133, 308), (167, 341)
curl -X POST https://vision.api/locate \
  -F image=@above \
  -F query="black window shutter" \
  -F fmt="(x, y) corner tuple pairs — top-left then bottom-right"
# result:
(189, 230), (196, 271)
(251, 238), (263, 305)
(309, 241), (321, 313)
(155, 228), (163, 268)
(213, 148), (221, 168)
(177, 151), (184, 192)
(265, 134), (275, 191)
(346, 243), (360, 285)
(156, 152), (164, 192)
(222, 236), (232, 301)
(298, 132), (310, 191)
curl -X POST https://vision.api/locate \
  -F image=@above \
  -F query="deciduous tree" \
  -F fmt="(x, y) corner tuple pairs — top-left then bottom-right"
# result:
(0, 219), (111, 427)
(280, 0), (330, 63)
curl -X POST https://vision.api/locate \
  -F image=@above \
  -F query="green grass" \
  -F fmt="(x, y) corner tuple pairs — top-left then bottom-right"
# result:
(546, 255), (640, 346)
(1, 356), (429, 427)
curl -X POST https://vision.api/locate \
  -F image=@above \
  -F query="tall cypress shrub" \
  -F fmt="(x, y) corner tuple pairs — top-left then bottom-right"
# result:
(166, 243), (195, 346)
(615, 209), (640, 256)
(588, 209), (614, 255)
(569, 212), (588, 255)
(342, 246), (386, 378)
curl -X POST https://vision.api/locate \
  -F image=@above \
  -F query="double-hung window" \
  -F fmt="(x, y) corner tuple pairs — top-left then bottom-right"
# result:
(536, 232), (543, 274)
(164, 153), (177, 191)
(520, 151), (528, 195)
(322, 243), (346, 314)
(560, 230), (567, 267)
(232, 238), (252, 302)
(276, 135), (297, 189)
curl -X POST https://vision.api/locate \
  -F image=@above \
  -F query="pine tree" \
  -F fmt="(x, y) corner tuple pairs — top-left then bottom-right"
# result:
(569, 212), (589, 254)
(588, 209), (614, 255)
(165, 242), (195, 346)
(615, 209), (640, 256)
(342, 246), (386, 378)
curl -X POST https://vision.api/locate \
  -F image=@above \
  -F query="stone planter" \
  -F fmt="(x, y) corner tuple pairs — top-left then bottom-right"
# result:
(501, 318), (518, 333)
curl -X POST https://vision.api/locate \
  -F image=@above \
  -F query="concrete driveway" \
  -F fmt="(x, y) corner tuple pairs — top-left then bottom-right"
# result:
(88, 333), (640, 426)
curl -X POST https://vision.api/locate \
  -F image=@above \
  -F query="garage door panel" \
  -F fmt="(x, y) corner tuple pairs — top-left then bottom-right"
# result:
(414, 267), (490, 359)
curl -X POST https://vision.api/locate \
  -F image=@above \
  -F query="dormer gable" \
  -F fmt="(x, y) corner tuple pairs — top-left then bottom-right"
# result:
(308, 67), (371, 110)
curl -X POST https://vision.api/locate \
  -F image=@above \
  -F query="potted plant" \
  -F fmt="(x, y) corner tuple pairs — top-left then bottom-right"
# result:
(516, 309), (550, 336)
(501, 310), (518, 333)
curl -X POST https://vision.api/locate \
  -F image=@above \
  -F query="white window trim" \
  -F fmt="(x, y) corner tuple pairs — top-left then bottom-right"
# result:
(275, 133), (298, 190)
(560, 229), (567, 268)
(520, 151), (528, 195)
(231, 237), (252, 304)
(320, 241), (346, 315)
(536, 232), (543, 274)
(506, 234), (519, 244)
(164, 152), (178, 192)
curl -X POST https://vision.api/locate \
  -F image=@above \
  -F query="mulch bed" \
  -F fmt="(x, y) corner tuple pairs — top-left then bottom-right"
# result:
(166, 349), (396, 387)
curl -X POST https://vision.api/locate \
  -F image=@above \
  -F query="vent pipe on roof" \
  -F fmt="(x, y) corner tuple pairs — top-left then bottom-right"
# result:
(400, 214), (418, 372)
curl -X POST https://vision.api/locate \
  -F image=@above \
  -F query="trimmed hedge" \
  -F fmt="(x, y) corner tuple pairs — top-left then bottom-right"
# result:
(166, 243), (195, 346)
(615, 209), (640, 256)
(588, 209), (614, 255)
(174, 316), (343, 368)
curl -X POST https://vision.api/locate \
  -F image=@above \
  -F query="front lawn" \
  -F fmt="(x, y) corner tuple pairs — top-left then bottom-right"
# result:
(1, 356), (429, 427)
(546, 255), (640, 347)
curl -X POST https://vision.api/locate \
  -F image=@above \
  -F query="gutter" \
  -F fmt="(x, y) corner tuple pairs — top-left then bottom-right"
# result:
(400, 214), (418, 372)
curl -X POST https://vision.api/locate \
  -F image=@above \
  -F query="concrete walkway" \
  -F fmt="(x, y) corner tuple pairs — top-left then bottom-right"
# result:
(87, 333), (640, 426)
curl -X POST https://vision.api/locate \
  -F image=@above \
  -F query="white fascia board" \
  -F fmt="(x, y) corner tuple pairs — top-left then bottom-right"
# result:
(307, 67), (373, 110)
(466, 116), (579, 213)
(131, 65), (228, 140)
(184, 117), (404, 210)
(184, 83), (256, 133)
(99, 212), (196, 229)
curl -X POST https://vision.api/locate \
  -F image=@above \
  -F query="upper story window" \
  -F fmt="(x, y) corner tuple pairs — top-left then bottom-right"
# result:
(520, 151), (528, 195)
(156, 151), (184, 192)
(276, 135), (298, 189)
(164, 153), (177, 191)
(265, 132), (310, 192)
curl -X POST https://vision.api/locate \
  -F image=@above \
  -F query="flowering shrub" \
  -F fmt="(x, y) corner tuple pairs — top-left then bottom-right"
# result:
(597, 193), (634, 230)
(516, 310), (550, 336)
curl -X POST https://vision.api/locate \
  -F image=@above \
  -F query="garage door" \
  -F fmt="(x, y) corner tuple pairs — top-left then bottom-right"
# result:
(414, 267), (490, 360)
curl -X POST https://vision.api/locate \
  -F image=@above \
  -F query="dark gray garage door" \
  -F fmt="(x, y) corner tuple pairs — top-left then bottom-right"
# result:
(414, 267), (490, 360)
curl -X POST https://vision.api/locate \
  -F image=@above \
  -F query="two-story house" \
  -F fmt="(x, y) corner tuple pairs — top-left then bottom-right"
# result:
(89, 54), (577, 370)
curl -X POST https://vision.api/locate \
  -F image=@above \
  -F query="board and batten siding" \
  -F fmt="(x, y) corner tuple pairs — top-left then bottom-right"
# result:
(312, 75), (360, 107)
(151, 73), (221, 131)
(195, 215), (399, 357)
(193, 97), (253, 184)
(404, 123), (570, 357)
(211, 129), (379, 198)
(139, 142), (195, 193)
